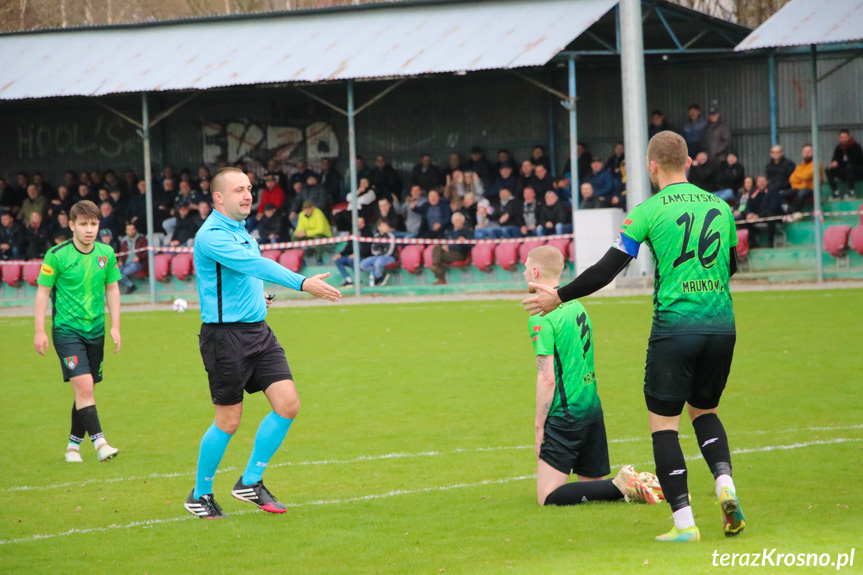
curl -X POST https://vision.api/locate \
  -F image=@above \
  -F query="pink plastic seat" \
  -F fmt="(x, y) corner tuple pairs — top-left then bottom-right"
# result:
(399, 245), (425, 274)
(171, 253), (194, 281)
(2, 263), (22, 287)
(261, 249), (281, 262)
(471, 243), (495, 272)
(22, 260), (43, 286)
(278, 249), (304, 273)
(736, 229), (749, 261)
(494, 243), (520, 271)
(823, 225), (852, 258)
(154, 253), (173, 281)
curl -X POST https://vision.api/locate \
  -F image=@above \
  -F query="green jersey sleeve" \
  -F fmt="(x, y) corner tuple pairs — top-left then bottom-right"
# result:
(727, 208), (739, 248)
(37, 250), (59, 288)
(529, 315), (555, 356)
(105, 249), (122, 284)
(620, 203), (649, 243)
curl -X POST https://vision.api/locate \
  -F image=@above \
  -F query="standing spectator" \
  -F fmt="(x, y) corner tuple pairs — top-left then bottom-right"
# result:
(371, 155), (402, 201)
(487, 164), (518, 203)
(393, 185), (427, 238)
(96, 228), (119, 255)
(827, 129), (863, 199)
(76, 183), (94, 204)
(18, 184), (46, 225)
(99, 201), (123, 240)
(292, 200), (332, 264)
(444, 152), (463, 180)
(0, 210), (26, 260)
(764, 145), (796, 200)
(256, 204), (283, 245)
(682, 104), (708, 157)
(529, 163), (555, 196)
(530, 145), (551, 171)
(742, 175), (782, 248)
(319, 157), (343, 205)
(604, 142), (626, 193)
(119, 170), (138, 197)
(360, 219), (397, 287)
(583, 158), (617, 207)
(464, 146), (495, 187)
(127, 180), (149, 229)
(410, 153), (444, 192)
(0, 177), (20, 215)
(783, 144), (821, 213)
(333, 216), (372, 286)
(496, 149), (517, 171)
(701, 105), (732, 164)
(33, 173), (55, 199)
(713, 152), (745, 203)
(118, 222), (148, 294)
(648, 110), (672, 139)
(266, 159), (289, 192)
(289, 159), (314, 189)
(352, 155), (372, 186)
(415, 189), (451, 239)
(171, 202), (200, 247)
(154, 178), (176, 232)
(430, 213), (473, 285)
(109, 188), (127, 220)
(520, 187), (540, 237)
(257, 175), (286, 215)
(15, 172), (30, 203)
(576, 142), (593, 182)
(195, 166), (212, 188)
(688, 152), (718, 192)
(538, 191), (571, 236)
(375, 196), (405, 235)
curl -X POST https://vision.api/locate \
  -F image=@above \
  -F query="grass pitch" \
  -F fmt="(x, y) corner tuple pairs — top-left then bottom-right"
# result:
(0, 289), (861, 574)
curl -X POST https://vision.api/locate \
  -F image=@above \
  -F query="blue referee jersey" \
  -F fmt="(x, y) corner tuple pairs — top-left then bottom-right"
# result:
(194, 209), (306, 324)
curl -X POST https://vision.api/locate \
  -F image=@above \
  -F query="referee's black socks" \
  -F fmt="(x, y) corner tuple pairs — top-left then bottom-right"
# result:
(652, 430), (690, 513)
(543, 479), (624, 506)
(692, 413), (732, 479)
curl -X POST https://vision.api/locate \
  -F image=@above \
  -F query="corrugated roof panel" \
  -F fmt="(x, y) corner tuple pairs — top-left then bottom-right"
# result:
(735, 0), (863, 51)
(0, 0), (617, 100)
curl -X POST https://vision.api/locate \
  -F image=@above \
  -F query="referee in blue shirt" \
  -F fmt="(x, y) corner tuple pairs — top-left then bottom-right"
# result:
(184, 167), (341, 519)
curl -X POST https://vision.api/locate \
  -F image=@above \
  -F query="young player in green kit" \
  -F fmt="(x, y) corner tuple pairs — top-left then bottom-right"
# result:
(523, 132), (745, 541)
(524, 245), (661, 508)
(34, 200), (123, 463)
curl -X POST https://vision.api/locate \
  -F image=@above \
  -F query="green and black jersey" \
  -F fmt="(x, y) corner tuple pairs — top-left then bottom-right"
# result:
(529, 299), (603, 425)
(615, 182), (737, 336)
(37, 240), (122, 339)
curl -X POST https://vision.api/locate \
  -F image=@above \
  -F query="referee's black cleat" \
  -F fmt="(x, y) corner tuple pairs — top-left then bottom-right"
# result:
(184, 490), (227, 519)
(231, 477), (287, 514)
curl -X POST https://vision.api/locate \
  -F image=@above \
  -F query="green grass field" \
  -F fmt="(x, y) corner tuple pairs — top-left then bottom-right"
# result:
(1, 289), (861, 574)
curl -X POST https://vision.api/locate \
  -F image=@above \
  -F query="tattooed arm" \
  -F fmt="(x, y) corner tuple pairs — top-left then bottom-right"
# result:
(535, 354), (555, 460)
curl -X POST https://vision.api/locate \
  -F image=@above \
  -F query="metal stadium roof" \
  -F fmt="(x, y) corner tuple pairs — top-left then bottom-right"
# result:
(735, 0), (863, 51)
(0, 0), (617, 100)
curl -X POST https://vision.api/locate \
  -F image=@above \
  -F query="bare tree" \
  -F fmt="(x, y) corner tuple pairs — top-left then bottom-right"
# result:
(672, 0), (791, 27)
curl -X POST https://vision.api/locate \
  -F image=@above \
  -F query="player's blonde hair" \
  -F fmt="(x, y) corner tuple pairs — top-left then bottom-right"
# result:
(647, 130), (688, 172)
(527, 245), (564, 279)
(211, 167), (245, 195)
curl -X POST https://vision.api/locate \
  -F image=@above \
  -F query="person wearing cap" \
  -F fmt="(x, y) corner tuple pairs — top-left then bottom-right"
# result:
(292, 200), (332, 265)
(257, 174), (286, 216)
(682, 104), (708, 157)
(257, 203), (283, 245)
(171, 200), (201, 247)
(97, 226), (119, 253)
(701, 105), (732, 164)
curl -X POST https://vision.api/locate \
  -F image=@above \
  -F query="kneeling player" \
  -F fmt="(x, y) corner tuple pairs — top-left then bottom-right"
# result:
(525, 246), (660, 507)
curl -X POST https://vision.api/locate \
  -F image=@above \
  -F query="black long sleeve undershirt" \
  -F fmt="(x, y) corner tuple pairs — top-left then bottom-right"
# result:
(557, 246), (738, 303)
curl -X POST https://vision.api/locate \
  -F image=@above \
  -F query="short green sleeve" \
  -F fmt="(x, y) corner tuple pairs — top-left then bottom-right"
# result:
(37, 250), (58, 288)
(529, 315), (554, 356)
(620, 203), (649, 243)
(727, 208), (739, 248)
(105, 250), (122, 284)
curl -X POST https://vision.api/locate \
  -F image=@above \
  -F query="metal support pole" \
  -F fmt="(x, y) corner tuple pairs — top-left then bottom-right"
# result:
(567, 57), (578, 269)
(768, 53), (778, 146)
(141, 93), (157, 304)
(347, 80), (361, 297)
(619, 0), (651, 277)
(810, 45), (824, 284)
(547, 84), (557, 178)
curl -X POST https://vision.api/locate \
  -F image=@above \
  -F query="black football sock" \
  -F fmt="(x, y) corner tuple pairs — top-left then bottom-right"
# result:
(69, 401), (86, 444)
(544, 479), (624, 506)
(76, 405), (104, 443)
(692, 413), (732, 478)
(652, 430), (690, 513)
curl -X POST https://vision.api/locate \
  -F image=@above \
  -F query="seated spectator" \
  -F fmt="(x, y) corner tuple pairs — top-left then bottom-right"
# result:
(538, 191), (571, 236)
(648, 110), (672, 139)
(583, 158), (618, 206)
(445, 152), (463, 180)
(0, 210), (26, 260)
(444, 169), (463, 201)
(196, 165), (212, 188)
(195, 200), (212, 228)
(289, 175), (330, 224)
(336, 176), (376, 231)
(48, 210), (70, 240)
(577, 142), (593, 182)
(393, 185), (427, 238)
(496, 149), (517, 171)
(120, 170), (138, 196)
(170, 201), (199, 247)
(257, 203), (283, 245)
(97, 188), (112, 207)
(96, 227), (119, 254)
(682, 104), (708, 157)
(99, 201), (123, 240)
(371, 155), (402, 202)
(0, 178), (19, 216)
(289, 159), (315, 189)
(520, 187), (540, 236)
(18, 184), (46, 225)
(319, 157), (343, 205)
(109, 188), (127, 220)
(375, 196), (405, 236)
(529, 163), (555, 196)
(118, 222), (148, 294)
(783, 144), (821, 214)
(493, 188), (523, 238)
(474, 198), (500, 237)
(516, 159), (534, 197)
(713, 152), (745, 203)
(554, 176), (572, 206)
(76, 183), (94, 204)
(458, 192), (477, 228)
(154, 178), (175, 232)
(360, 219), (397, 287)
(604, 142), (625, 193)
(742, 175), (783, 247)
(431, 212), (473, 285)
(827, 129), (863, 199)
(26, 211), (51, 259)
(734, 176), (755, 220)
(688, 152), (718, 192)
(460, 171), (484, 199)
(765, 145), (796, 199)
(258, 174), (286, 216)
(579, 183), (603, 210)
(292, 200), (332, 264)
(464, 146), (495, 188)
(530, 144), (551, 171)
(265, 158), (289, 192)
(415, 189), (451, 239)
(410, 153), (444, 192)
(191, 177), (212, 205)
(333, 216), (372, 287)
(487, 164), (517, 203)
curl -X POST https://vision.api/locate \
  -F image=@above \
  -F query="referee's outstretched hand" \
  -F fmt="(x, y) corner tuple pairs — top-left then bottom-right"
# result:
(522, 283), (561, 317)
(302, 272), (342, 303)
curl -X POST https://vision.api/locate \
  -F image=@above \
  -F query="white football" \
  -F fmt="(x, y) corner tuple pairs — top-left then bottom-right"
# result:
(173, 298), (189, 313)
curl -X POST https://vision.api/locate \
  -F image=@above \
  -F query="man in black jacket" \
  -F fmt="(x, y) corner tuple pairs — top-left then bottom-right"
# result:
(713, 153), (745, 204)
(827, 129), (863, 199)
(765, 145), (796, 200)
(0, 210), (26, 260)
(430, 212), (473, 285)
(538, 191), (571, 236)
(371, 155), (402, 201)
(410, 153), (444, 192)
(494, 188), (524, 238)
(742, 175), (783, 247)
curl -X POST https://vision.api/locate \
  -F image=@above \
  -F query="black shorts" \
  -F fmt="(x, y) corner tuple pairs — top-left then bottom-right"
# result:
(199, 321), (292, 406)
(539, 417), (610, 478)
(644, 333), (736, 416)
(54, 332), (104, 383)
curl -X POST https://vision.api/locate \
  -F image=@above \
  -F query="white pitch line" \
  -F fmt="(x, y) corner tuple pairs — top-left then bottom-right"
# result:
(0, 438), (859, 546)
(5, 424), (863, 493)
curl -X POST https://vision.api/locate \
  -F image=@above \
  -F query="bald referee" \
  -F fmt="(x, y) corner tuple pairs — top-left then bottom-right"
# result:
(184, 167), (341, 519)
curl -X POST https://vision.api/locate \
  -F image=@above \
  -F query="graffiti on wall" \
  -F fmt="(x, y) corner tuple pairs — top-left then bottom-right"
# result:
(16, 114), (137, 160)
(202, 119), (339, 173)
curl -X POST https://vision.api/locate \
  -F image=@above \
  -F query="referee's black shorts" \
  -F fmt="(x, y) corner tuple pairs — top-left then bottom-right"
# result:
(198, 321), (292, 405)
(643, 333), (736, 417)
